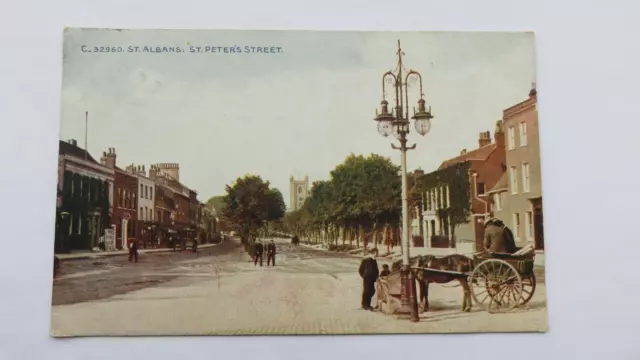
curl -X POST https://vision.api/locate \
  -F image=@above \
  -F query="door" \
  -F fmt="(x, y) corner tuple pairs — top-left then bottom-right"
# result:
(533, 204), (544, 250)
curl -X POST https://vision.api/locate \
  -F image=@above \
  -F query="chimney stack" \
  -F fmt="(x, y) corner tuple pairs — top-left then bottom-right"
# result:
(100, 147), (117, 169)
(529, 82), (537, 98)
(478, 131), (492, 147)
(494, 120), (505, 148)
(68, 139), (78, 147)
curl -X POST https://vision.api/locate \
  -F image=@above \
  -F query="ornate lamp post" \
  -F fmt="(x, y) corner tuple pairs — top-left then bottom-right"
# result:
(374, 40), (434, 322)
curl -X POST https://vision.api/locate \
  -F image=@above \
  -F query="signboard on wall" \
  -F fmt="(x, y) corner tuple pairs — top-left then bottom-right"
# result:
(104, 228), (116, 251)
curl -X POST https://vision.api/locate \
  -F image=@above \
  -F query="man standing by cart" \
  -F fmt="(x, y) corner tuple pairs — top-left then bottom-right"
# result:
(358, 248), (379, 310)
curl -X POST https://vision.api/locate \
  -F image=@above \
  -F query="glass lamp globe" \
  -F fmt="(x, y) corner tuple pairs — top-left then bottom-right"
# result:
(414, 118), (431, 136)
(377, 121), (392, 137)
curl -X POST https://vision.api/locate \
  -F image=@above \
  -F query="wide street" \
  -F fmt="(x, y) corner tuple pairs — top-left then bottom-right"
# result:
(51, 237), (547, 336)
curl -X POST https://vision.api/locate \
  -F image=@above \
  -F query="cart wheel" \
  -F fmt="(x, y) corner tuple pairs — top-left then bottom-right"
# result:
(470, 259), (522, 313)
(520, 272), (536, 305)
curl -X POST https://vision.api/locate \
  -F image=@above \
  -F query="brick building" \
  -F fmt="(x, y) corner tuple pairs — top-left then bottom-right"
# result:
(489, 85), (544, 251)
(419, 121), (507, 250)
(125, 164), (156, 248)
(100, 148), (138, 250)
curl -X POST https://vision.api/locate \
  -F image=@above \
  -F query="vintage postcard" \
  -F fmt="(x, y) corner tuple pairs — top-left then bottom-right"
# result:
(51, 28), (547, 336)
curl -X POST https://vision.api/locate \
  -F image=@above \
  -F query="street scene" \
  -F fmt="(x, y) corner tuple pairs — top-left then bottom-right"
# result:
(52, 237), (546, 335)
(53, 29), (546, 335)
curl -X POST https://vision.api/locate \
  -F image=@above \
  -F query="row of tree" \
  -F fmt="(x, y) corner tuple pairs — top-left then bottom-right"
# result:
(211, 153), (472, 254)
(284, 153), (404, 251)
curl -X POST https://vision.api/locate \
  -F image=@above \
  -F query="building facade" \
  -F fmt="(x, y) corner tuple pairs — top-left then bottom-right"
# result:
(420, 122), (507, 250)
(125, 164), (156, 247)
(289, 175), (310, 211)
(490, 86), (544, 250)
(101, 148), (138, 250)
(56, 139), (114, 252)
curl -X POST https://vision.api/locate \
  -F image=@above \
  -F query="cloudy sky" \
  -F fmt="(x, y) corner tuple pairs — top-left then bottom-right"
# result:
(60, 29), (536, 206)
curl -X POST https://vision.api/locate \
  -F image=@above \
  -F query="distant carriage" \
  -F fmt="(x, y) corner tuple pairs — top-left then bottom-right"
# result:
(376, 246), (537, 315)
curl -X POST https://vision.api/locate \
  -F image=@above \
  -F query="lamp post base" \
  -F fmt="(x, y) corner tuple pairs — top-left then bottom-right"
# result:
(394, 264), (420, 322)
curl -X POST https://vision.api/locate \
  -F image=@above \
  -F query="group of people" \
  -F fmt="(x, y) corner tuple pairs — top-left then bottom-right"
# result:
(252, 239), (277, 267)
(358, 215), (516, 311)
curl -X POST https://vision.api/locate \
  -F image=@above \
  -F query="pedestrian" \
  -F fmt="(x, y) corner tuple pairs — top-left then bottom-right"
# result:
(266, 239), (276, 266)
(53, 255), (61, 279)
(253, 240), (264, 267)
(380, 264), (391, 277)
(192, 238), (198, 253)
(128, 239), (139, 263)
(358, 248), (380, 310)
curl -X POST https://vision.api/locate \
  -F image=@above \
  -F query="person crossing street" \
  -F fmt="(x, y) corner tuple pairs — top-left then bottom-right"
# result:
(253, 240), (264, 267)
(266, 239), (276, 267)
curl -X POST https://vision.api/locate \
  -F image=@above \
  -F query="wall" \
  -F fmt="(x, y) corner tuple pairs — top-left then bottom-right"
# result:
(501, 93), (541, 245)
(113, 169), (138, 249)
(137, 176), (155, 222)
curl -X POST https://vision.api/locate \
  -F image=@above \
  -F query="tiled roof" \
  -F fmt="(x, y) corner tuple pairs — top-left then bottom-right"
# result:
(488, 173), (508, 194)
(438, 144), (497, 170)
(58, 140), (98, 163)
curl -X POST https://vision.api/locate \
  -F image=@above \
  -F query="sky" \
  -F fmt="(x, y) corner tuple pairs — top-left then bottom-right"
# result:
(60, 29), (536, 206)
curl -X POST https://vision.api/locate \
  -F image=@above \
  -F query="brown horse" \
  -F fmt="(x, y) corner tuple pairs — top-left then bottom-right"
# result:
(392, 254), (474, 312)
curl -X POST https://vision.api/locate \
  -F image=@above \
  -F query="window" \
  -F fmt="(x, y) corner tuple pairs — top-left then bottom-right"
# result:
(522, 163), (531, 193)
(492, 193), (502, 211)
(510, 166), (518, 194)
(149, 208), (153, 221)
(507, 125), (515, 150)
(150, 187), (153, 200)
(140, 206), (144, 220)
(476, 182), (485, 196)
(298, 185), (303, 194)
(519, 122), (528, 147)
(525, 211), (533, 240)
(513, 213), (521, 241)
(145, 186), (148, 199)
(140, 184), (144, 197)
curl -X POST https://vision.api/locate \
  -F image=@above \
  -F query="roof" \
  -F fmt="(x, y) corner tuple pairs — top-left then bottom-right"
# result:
(438, 144), (497, 170)
(487, 173), (508, 194)
(58, 140), (98, 163)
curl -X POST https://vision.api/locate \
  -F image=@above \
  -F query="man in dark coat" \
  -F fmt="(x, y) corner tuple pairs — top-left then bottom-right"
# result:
(253, 240), (264, 267)
(358, 249), (380, 310)
(128, 239), (139, 263)
(266, 240), (276, 267)
(484, 217), (517, 254)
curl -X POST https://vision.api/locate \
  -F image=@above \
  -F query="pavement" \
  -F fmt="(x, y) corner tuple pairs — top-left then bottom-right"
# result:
(56, 243), (220, 261)
(50, 236), (547, 336)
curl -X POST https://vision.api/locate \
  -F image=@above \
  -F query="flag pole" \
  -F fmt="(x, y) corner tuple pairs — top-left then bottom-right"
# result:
(85, 111), (88, 161)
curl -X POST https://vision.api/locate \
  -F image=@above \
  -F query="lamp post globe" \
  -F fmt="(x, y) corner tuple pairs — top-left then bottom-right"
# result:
(412, 98), (434, 136)
(374, 99), (395, 137)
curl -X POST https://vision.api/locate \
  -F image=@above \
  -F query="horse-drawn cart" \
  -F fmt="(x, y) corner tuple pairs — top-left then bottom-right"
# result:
(376, 246), (537, 315)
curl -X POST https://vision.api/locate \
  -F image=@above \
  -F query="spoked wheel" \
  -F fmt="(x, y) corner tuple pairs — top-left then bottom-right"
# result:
(470, 259), (522, 313)
(519, 272), (536, 305)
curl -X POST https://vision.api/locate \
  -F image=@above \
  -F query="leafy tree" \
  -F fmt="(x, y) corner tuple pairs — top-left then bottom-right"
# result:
(221, 175), (286, 252)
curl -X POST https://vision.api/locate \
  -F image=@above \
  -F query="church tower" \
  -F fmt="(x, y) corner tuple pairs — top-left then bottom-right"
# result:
(289, 175), (310, 211)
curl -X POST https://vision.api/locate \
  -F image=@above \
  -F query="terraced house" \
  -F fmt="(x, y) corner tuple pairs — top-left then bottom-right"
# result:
(488, 85), (544, 251)
(56, 139), (114, 252)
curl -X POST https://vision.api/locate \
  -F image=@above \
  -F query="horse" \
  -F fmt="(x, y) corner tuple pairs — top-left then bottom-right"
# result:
(391, 254), (474, 312)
